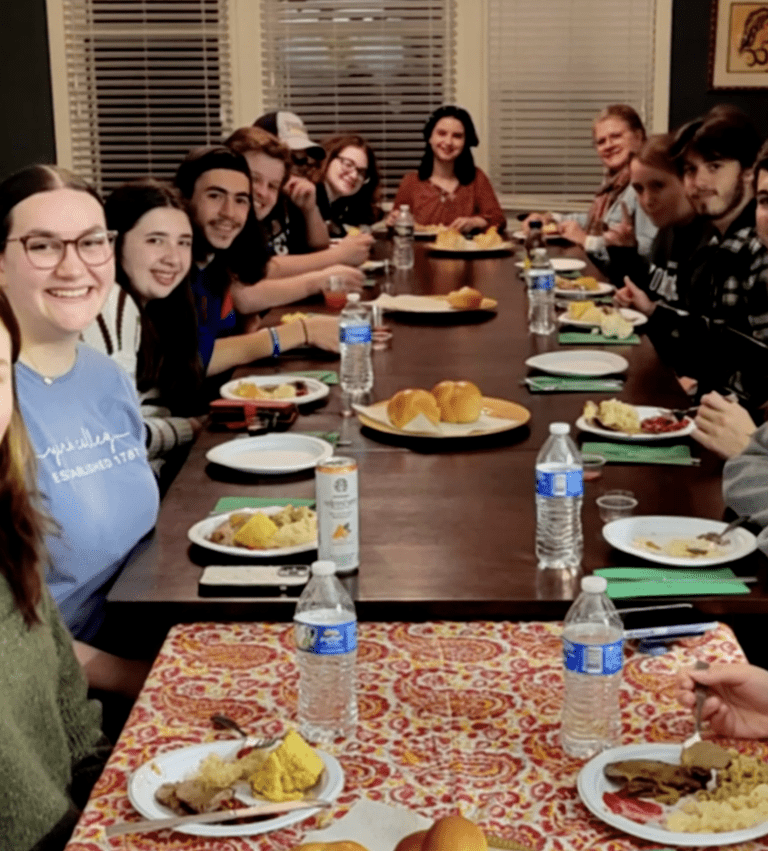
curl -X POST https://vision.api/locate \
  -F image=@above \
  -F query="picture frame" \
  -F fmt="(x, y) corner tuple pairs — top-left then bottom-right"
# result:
(710, 0), (768, 89)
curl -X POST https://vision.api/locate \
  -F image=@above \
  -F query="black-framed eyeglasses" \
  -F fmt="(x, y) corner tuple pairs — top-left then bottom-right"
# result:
(5, 230), (117, 269)
(335, 156), (370, 184)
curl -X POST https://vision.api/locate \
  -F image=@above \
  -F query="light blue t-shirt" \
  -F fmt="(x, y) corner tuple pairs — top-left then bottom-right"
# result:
(15, 345), (160, 641)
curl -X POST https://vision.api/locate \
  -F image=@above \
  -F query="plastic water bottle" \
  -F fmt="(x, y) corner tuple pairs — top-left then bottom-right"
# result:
(561, 575), (623, 758)
(535, 422), (583, 570)
(294, 560), (358, 742)
(339, 292), (373, 403)
(392, 204), (415, 270)
(527, 247), (555, 334)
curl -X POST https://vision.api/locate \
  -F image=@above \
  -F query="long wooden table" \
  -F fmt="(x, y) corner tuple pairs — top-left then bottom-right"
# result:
(105, 241), (767, 657)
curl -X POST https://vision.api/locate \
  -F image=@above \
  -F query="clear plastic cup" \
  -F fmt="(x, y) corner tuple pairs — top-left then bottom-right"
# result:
(582, 453), (606, 482)
(596, 490), (638, 523)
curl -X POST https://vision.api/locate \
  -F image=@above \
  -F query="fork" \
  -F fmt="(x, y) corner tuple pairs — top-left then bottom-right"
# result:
(210, 714), (280, 749)
(696, 515), (750, 545)
(682, 660), (709, 751)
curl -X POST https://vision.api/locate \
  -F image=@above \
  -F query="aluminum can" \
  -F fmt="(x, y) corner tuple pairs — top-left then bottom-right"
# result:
(315, 456), (359, 572)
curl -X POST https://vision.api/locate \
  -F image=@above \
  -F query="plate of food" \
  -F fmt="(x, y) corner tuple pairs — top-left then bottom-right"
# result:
(515, 258), (587, 273)
(558, 302), (647, 329)
(374, 289), (498, 314)
(428, 227), (513, 254)
(553, 275), (614, 297)
(219, 374), (329, 405)
(188, 504), (318, 557)
(578, 742), (768, 846)
(576, 400), (695, 441)
(602, 515), (757, 567)
(206, 434), (334, 475)
(525, 350), (629, 377)
(128, 732), (344, 838)
(354, 381), (530, 438)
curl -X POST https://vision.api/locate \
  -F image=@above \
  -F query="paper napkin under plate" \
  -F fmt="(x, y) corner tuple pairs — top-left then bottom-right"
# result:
(596, 567), (750, 598)
(213, 496), (315, 514)
(581, 441), (698, 465)
(303, 799), (431, 851)
(353, 402), (519, 436)
(526, 376), (624, 393)
(558, 331), (640, 345)
(289, 369), (339, 385)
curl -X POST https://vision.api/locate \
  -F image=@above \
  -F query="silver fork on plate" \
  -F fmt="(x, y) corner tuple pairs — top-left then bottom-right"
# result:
(682, 660), (709, 751)
(210, 714), (280, 749)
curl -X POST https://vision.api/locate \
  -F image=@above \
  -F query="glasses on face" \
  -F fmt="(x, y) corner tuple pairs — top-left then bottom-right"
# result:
(335, 156), (369, 184)
(5, 230), (117, 269)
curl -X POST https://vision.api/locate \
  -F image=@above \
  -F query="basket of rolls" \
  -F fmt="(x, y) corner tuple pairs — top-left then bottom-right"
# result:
(352, 381), (531, 439)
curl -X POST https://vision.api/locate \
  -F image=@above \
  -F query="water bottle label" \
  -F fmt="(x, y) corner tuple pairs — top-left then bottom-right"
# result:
(340, 325), (372, 344)
(536, 469), (583, 498)
(529, 272), (555, 291)
(295, 619), (357, 655)
(563, 638), (623, 675)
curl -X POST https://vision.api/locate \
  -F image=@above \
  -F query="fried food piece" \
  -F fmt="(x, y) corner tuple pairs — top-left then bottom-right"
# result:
(434, 229), (466, 249)
(473, 227), (503, 248)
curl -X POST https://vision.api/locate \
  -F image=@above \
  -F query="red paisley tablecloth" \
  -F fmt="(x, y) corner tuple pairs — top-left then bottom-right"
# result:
(65, 620), (764, 851)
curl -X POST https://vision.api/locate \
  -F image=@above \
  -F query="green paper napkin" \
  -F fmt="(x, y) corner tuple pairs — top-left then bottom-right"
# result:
(213, 496), (315, 514)
(526, 376), (624, 393)
(300, 430), (339, 446)
(290, 369), (339, 385)
(581, 441), (697, 466)
(559, 331), (641, 345)
(596, 567), (750, 598)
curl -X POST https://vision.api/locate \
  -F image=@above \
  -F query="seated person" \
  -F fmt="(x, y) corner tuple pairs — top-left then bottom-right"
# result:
(676, 662), (768, 739)
(254, 109), (326, 179)
(0, 289), (111, 851)
(224, 127), (367, 312)
(387, 105), (506, 233)
(525, 104), (656, 262)
(617, 107), (768, 453)
(0, 164), (158, 696)
(722, 417), (768, 554)
(314, 133), (383, 237)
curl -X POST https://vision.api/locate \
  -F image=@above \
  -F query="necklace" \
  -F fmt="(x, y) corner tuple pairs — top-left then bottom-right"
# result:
(20, 348), (73, 386)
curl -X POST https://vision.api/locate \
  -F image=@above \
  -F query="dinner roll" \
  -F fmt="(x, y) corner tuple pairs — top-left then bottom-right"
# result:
(387, 388), (441, 429)
(447, 286), (484, 310)
(431, 380), (483, 423)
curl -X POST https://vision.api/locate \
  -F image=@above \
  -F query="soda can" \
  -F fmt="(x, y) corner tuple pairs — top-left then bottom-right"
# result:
(315, 456), (359, 573)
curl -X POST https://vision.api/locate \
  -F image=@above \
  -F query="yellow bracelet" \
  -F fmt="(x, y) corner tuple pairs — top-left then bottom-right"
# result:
(299, 318), (309, 345)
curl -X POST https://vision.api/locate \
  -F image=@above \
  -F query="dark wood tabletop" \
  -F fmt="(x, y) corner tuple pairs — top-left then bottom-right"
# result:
(106, 238), (768, 656)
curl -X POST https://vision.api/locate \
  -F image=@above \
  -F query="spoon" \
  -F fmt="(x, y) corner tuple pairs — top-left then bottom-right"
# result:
(682, 660), (709, 751)
(696, 515), (750, 545)
(210, 714), (280, 749)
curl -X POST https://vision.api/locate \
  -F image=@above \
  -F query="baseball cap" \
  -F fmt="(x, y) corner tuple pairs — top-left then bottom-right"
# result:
(253, 111), (325, 159)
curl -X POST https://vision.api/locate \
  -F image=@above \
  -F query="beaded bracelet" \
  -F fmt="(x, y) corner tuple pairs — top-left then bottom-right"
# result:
(268, 327), (281, 358)
(299, 318), (309, 345)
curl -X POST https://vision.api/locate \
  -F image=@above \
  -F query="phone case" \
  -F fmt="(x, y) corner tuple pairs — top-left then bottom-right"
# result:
(198, 564), (310, 597)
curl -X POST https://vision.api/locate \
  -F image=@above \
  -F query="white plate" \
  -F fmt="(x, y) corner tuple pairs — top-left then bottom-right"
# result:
(525, 350), (629, 377)
(219, 374), (330, 405)
(188, 506), (317, 558)
(554, 281), (615, 298)
(602, 515), (757, 567)
(373, 293), (497, 314)
(128, 740), (343, 838)
(515, 257), (586, 272)
(427, 240), (514, 254)
(576, 405), (695, 441)
(206, 434), (334, 475)
(578, 743), (768, 847)
(558, 308), (647, 328)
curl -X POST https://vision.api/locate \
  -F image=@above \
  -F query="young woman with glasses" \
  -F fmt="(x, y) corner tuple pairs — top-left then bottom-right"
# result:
(387, 105), (506, 234)
(0, 164), (159, 699)
(315, 134), (383, 237)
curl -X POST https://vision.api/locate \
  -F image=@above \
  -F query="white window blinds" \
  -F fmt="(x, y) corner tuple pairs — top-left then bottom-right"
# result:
(55, 0), (233, 194)
(487, 0), (657, 210)
(259, 0), (456, 194)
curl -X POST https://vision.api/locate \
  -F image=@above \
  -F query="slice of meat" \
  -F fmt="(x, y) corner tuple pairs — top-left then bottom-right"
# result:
(174, 779), (236, 813)
(603, 791), (664, 824)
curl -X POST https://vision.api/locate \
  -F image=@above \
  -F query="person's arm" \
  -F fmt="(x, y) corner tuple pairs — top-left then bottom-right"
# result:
(693, 392), (757, 460)
(206, 315), (340, 376)
(723, 422), (768, 540)
(676, 663), (768, 739)
(471, 168), (506, 231)
(265, 233), (374, 277)
(284, 176), (330, 250)
(73, 640), (151, 700)
(230, 264), (365, 315)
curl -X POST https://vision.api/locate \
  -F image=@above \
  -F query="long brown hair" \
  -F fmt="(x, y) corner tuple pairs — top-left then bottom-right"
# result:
(319, 134), (382, 222)
(0, 290), (51, 626)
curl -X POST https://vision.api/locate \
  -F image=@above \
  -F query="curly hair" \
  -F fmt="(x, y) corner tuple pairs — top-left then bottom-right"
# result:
(225, 126), (292, 189)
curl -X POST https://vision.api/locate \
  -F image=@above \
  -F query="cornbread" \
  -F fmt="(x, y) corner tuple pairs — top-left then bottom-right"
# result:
(210, 506), (317, 550)
(250, 729), (324, 802)
(233, 512), (279, 549)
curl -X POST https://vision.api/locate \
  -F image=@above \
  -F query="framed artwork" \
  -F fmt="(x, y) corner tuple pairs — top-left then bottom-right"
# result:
(710, 1), (768, 88)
